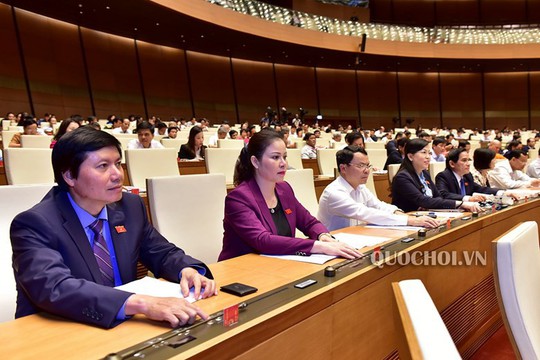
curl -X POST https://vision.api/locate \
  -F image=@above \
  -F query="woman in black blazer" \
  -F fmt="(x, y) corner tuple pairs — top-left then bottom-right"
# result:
(391, 138), (480, 213)
(179, 125), (207, 160)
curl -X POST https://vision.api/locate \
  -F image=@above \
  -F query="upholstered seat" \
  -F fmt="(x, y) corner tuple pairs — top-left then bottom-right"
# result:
(146, 174), (226, 265)
(125, 148), (179, 191)
(392, 279), (461, 360)
(4, 148), (54, 185)
(492, 221), (540, 360)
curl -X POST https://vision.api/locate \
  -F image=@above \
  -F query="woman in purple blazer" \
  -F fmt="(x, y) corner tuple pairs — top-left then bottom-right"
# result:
(218, 130), (361, 261)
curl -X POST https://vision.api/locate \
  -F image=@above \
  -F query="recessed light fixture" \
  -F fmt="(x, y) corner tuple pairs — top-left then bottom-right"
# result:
(106, 6), (110, 10)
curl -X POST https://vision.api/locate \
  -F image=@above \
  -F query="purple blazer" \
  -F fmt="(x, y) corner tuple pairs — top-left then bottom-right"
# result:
(218, 178), (328, 261)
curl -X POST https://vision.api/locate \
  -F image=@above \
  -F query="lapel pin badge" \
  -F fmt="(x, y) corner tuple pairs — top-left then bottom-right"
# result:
(284, 208), (292, 215)
(115, 225), (127, 233)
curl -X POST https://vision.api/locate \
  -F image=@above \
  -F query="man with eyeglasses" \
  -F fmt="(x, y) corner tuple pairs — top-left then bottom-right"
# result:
(317, 146), (439, 231)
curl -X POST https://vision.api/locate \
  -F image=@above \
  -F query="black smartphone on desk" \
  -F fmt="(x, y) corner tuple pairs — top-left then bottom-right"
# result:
(220, 283), (258, 297)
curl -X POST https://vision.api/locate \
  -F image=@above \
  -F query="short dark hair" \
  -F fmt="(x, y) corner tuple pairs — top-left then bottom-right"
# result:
(336, 146), (368, 174)
(473, 148), (495, 170)
(21, 118), (37, 129)
(344, 131), (364, 146)
(505, 150), (527, 161)
(156, 122), (167, 130)
(136, 121), (154, 134)
(397, 137), (409, 148)
(458, 140), (470, 148)
(303, 132), (314, 141)
(234, 129), (284, 186)
(432, 137), (446, 147)
(446, 147), (467, 168)
(506, 140), (521, 152)
(52, 127), (121, 191)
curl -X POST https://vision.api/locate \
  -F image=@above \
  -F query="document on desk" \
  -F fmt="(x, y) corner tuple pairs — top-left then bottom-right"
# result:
(115, 276), (198, 303)
(262, 254), (337, 264)
(333, 232), (392, 248)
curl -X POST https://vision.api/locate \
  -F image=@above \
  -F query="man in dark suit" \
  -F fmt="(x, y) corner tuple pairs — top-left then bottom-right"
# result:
(11, 127), (217, 328)
(435, 148), (503, 201)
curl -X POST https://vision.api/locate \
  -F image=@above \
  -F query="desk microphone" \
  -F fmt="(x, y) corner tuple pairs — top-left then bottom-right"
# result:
(324, 266), (336, 277)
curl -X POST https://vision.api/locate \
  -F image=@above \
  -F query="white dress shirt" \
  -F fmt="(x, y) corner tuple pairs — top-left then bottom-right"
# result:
(526, 158), (540, 178)
(301, 144), (317, 159)
(126, 139), (164, 149)
(487, 159), (533, 189)
(317, 176), (407, 231)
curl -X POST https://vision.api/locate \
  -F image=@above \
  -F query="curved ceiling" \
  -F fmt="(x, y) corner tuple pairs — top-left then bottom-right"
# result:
(3, 0), (540, 72)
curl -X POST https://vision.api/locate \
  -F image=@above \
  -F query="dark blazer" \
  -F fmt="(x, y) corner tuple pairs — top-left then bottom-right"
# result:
(178, 144), (207, 160)
(219, 178), (328, 261)
(383, 149), (403, 170)
(10, 187), (211, 328)
(435, 168), (498, 200)
(391, 170), (457, 213)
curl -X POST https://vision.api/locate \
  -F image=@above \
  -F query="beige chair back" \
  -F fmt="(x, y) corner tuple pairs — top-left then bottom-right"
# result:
(392, 279), (461, 360)
(4, 148), (54, 185)
(283, 169), (318, 216)
(125, 148), (179, 191)
(317, 148), (339, 177)
(366, 149), (387, 170)
(0, 184), (53, 322)
(146, 174), (226, 265)
(1, 131), (19, 149)
(21, 135), (52, 148)
(205, 148), (242, 185)
(388, 164), (401, 184)
(364, 142), (385, 150)
(286, 148), (303, 170)
(492, 221), (540, 360)
(161, 138), (184, 150)
(217, 139), (244, 149)
(429, 162), (446, 180)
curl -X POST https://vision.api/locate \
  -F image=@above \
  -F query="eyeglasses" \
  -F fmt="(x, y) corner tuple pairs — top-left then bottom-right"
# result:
(348, 162), (372, 170)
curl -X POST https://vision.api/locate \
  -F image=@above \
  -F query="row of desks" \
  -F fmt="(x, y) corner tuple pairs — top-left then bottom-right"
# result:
(2, 198), (537, 359)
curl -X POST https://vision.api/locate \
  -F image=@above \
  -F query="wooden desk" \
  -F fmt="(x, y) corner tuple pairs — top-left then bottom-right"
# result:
(2, 200), (538, 359)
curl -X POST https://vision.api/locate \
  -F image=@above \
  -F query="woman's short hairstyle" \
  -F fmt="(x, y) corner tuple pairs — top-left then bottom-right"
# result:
(52, 127), (121, 191)
(53, 118), (80, 141)
(473, 148), (496, 171)
(234, 129), (284, 186)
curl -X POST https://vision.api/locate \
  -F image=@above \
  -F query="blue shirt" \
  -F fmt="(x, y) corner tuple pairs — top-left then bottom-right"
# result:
(67, 193), (128, 319)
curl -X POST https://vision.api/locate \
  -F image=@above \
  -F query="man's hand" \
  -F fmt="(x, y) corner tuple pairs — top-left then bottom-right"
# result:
(180, 267), (218, 300)
(125, 294), (207, 328)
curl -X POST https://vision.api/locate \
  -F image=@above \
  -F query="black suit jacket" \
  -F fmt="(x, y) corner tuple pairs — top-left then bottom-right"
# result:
(178, 144), (207, 160)
(435, 169), (498, 200)
(383, 149), (403, 170)
(11, 187), (211, 328)
(391, 170), (457, 212)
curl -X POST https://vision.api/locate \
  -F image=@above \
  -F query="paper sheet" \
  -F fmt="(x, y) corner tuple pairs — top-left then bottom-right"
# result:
(115, 276), (197, 303)
(262, 254), (337, 264)
(333, 232), (392, 248)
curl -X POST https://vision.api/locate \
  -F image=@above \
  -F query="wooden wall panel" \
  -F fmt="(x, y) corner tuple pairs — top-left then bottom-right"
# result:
(137, 41), (191, 120)
(484, 72), (529, 130)
(232, 58), (276, 124)
(398, 72), (441, 130)
(392, 0), (435, 27)
(529, 72), (540, 130)
(435, 0), (480, 26)
(274, 63), (318, 124)
(316, 68), (357, 122)
(187, 51), (236, 124)
(480, 0), (527, 25)
(17, 9), (90, 119)
(0, 4), (28, 115)
(440, 73), (483, 130)
(82, 28), (144, 119)
(357, 71), (398, 130)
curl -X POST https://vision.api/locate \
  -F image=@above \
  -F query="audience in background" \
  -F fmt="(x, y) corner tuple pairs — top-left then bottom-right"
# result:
(301, 132), (317, 159)
(9, 117), (39, 148)
(50, 118), (80, 148)
(488, 150), (540, 189)
(471, 148), (496, 187)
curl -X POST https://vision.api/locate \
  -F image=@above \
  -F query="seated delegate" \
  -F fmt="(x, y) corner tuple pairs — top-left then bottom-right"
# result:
(11, 127), (216, 328)
(391, 138), (481, 213)
(179, 125), (206, 160)
(218, 129), (362, 261)
(435, 148), (505, 201)
(318, 146), (439, 231)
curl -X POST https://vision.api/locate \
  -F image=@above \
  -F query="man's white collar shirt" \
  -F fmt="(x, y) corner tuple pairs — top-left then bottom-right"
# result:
(317, 176), (406, 231)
